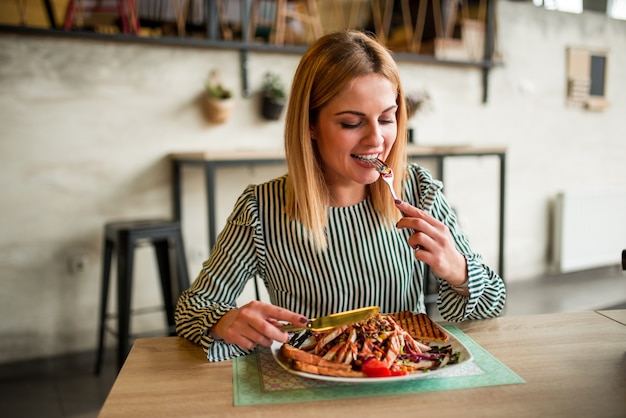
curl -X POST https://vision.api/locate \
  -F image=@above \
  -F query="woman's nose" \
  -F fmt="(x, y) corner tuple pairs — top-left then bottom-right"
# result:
(362, 121), (384, 146)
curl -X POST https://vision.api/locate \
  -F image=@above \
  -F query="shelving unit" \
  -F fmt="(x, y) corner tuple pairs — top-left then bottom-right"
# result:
(1, 0), (500, 102)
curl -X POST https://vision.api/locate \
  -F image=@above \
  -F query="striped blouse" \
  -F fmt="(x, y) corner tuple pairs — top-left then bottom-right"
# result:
(175, 163), (506, 361)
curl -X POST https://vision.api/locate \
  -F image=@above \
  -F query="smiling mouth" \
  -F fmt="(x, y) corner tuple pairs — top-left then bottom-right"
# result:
(351, 154), (379, 163)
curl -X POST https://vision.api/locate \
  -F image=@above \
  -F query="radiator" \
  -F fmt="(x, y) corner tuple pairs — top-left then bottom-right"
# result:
(552, 189), (626, 273)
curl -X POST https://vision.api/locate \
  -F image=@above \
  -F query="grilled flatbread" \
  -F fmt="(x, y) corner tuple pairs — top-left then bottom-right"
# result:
(389, 311), (449, 342)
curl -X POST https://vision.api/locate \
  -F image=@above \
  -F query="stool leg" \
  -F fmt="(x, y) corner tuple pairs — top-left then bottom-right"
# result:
(94, 238), (114, 375)
(116, 233), (134, 371)
(171, 228), (190, 330)
(154, 239), (175, 332)
(172, 228), (190, 291)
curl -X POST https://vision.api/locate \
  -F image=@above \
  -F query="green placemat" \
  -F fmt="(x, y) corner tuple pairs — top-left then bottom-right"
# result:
(233, 326), (525, 406)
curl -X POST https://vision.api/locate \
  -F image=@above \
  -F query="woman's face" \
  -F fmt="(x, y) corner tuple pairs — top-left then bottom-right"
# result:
(311, 73), (398, 204)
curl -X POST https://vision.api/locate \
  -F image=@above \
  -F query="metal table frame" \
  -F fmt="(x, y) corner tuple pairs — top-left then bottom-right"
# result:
(171, 146), (506, 276)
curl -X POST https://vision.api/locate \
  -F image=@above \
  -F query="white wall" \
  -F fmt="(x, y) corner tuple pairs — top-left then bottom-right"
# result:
(1, 2), (625, 363)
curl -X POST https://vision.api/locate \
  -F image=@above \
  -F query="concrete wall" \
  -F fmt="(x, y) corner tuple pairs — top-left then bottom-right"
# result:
(1, 2), (625, 363)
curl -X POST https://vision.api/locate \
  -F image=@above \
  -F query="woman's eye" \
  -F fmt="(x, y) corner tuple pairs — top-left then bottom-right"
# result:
(379, 116), (397, 125)
(339, 115), (396, 129)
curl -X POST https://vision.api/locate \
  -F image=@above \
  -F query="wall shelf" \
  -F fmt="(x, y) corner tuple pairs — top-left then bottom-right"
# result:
(0, 0), (499, 102)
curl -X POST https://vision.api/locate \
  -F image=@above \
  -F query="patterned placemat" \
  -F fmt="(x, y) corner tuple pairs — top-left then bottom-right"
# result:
(233, 326), (525, 406)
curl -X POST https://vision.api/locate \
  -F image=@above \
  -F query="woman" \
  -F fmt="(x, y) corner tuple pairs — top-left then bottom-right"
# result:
(175, 30), (506, 361)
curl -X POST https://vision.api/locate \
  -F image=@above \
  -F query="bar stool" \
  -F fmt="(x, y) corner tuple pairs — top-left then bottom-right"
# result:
(94, 219), (190, 374)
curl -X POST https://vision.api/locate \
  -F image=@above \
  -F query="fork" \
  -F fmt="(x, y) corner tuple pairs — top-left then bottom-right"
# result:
(369, 158), (399, 201)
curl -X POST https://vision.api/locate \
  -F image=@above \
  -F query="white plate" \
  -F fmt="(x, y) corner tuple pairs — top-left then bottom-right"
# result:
(271, 326), (473, 383)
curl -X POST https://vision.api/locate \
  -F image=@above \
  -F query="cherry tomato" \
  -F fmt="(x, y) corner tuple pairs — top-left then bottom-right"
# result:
(361, 358), (391, 377)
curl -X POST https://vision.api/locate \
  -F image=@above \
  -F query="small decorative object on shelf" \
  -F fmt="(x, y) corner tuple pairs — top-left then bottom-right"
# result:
(405, 89), (431, 119)
(405, 89), (431, 144)
(260, 71), (286, 121)
(204, 70), (235, 124)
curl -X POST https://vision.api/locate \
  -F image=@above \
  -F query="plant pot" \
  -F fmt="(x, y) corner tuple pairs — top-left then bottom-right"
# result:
(261, 95), (285, 121)
(204, 95), (235, 124)
(408, 127), (416, 144)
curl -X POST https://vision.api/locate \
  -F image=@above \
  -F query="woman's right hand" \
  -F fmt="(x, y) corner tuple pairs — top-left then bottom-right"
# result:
(210, 300), (308, 351)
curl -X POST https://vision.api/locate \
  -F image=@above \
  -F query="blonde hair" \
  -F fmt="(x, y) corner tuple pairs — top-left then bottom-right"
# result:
(284, 30), (408, 250)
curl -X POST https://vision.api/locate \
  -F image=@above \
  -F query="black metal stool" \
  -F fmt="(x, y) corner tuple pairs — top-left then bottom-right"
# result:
(94, 219), (190, 374)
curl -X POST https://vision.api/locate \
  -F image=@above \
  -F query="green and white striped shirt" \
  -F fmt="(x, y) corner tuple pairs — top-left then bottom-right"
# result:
(175, 164), (506, 361)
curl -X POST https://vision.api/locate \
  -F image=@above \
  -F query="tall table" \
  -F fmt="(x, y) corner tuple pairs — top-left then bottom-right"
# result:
(99, 310), (626, 417)
(170, 145), (507, 275)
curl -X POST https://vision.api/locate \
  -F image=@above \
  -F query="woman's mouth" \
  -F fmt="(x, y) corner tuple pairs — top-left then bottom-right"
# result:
(351, 154), (379, 164)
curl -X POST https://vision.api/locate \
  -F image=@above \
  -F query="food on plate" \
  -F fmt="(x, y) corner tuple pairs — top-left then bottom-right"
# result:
(281, 345), (366, 377)
(280, 344), (356, 372)
(279, 312), (460, 378)
(388, 311), (449, 342)
(291, 359), (366, 377)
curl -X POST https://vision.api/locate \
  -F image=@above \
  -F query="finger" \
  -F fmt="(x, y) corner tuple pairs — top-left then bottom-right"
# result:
(224, 320), (259, 351)
(239, 321), (275, 349)
(399, 217), (440, 249)
(238, 335), (258, 351)
(235, 302), (308, 346)
(413, 244), (435, 266)
(266, 318), (283, 327)
(407, 233), (423, 250)
(395, 200), (440, 225)
(413, 244), (424, 261)
(261, 303), (308, 326)
(252, 333), (274, 348)
(249, 320), (291, 346)
(409, 231), (436, 253)
(394, 199), (421, 217)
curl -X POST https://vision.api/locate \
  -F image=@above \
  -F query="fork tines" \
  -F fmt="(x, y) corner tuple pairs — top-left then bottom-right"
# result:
(372, 158), (391, 174)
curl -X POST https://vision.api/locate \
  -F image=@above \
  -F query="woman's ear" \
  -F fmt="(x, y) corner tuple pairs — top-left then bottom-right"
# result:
(309, 125), (317, 141)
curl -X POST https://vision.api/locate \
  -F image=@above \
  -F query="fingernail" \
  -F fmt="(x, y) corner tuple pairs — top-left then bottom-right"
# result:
(299, 316), (308, 324)
(394, 199), (403, 204)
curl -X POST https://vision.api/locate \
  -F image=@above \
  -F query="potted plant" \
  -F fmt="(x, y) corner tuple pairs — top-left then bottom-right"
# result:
(405, 89), (431, 120)
(204, 70), (235, 124)
(404, 89), (431, 144)
(260, 72), (286, 121)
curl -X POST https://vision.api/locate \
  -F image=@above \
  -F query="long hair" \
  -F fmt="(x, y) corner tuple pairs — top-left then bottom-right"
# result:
(284, 30), (408, 250)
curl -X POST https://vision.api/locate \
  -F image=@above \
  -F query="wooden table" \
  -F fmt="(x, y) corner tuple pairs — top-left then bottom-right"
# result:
(99, 310), (625, 417)
(170, 145), (507, 275)
(598, 309), (626, 326)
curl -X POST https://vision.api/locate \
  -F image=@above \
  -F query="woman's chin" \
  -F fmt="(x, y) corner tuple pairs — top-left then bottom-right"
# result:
(361, 173), (381, 185)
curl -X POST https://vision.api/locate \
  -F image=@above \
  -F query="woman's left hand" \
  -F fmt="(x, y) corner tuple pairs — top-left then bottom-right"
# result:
(394, 200), (467, 287)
